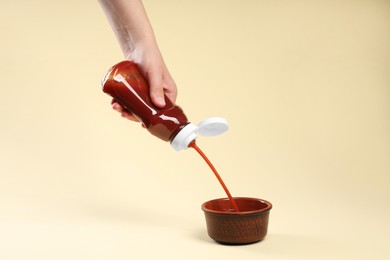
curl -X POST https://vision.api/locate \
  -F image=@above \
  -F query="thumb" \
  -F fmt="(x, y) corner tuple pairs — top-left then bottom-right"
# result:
(148, 72), (166, 108)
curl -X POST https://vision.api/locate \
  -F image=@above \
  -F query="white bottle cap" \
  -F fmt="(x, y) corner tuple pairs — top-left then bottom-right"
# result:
(170, 117), (229, 151)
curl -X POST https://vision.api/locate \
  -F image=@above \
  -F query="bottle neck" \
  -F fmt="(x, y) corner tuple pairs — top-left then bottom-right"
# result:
(170, 123), (198, 151)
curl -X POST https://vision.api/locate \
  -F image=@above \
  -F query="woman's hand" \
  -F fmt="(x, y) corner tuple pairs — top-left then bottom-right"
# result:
(99, 0), (177, 121)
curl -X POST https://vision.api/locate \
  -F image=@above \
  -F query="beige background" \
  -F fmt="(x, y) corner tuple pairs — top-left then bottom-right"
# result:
(1, 0), (389, 259)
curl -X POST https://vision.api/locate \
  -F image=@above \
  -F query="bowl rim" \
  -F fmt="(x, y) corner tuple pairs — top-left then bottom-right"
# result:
(201, 197), (272, 215)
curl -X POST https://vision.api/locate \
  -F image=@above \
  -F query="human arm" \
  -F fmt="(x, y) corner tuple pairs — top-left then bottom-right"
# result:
(98, 0), (177, 121)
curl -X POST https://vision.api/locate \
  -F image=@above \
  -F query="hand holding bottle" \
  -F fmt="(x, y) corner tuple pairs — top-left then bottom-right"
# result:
(102, 61), (229, 151)
(98, 0), (177, 122)
(111, 48), (177, 122)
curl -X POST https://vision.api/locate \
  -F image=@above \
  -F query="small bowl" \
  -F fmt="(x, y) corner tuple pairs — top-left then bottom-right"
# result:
(201, 197), (272, 245)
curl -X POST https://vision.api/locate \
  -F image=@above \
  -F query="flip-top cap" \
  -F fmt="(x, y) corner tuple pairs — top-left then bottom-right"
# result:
(170, 117), (229, 151)
(197, 117), (229, 136)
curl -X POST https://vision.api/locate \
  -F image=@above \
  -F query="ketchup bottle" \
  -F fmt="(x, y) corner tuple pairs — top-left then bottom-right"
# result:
(102, 60), (228, 151)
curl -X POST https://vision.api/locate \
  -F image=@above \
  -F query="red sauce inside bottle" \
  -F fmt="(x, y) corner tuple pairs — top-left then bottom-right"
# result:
(102, 61), (189, 142)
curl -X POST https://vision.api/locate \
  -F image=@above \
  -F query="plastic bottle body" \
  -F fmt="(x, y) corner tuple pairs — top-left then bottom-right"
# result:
(102, 61), (189, 142)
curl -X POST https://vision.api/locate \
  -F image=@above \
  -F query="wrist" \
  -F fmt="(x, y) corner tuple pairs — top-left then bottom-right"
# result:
(123, 39), (160, 63)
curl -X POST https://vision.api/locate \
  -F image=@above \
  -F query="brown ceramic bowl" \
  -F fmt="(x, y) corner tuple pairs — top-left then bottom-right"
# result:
(201, 197), (272, 245)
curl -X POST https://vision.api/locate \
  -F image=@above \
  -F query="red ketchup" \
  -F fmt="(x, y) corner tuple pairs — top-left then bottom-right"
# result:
(101, 60), (228, 151)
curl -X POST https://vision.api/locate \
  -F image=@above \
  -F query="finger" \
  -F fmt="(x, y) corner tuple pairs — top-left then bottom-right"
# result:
(121, 111), (139, 122)
(163, 79), (178, 104)
(160, 66), (177, 104)
(148, 72), (166, 108)
(112, 102), (123, 113)
(111, 101), (139, 122)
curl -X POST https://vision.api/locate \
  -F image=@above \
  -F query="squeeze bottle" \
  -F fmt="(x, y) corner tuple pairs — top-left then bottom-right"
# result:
(102, 61), (228, 151)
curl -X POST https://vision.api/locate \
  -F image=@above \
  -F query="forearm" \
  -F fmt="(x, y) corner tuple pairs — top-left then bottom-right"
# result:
(98, 0), (158, 59)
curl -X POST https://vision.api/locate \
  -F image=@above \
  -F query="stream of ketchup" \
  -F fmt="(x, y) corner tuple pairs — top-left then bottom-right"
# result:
(189, 141), (240, 212)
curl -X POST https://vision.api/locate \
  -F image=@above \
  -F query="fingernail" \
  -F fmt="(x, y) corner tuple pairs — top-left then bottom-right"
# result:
(112, 103), (121, 112)
(155, 97), (165, 106)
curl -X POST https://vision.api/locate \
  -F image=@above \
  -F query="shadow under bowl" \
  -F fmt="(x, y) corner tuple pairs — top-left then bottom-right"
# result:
(201, 197), (272, 245)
